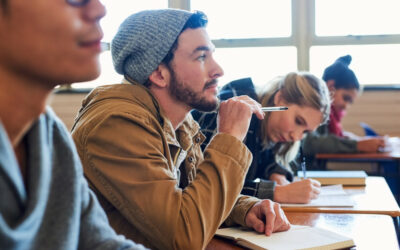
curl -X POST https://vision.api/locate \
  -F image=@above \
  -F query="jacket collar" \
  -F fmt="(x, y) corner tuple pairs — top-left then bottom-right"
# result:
(121, 79), (203, 151)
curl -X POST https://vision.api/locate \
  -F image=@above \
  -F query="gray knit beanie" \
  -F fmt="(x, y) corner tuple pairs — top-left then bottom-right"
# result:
(111, 9), (193, 84)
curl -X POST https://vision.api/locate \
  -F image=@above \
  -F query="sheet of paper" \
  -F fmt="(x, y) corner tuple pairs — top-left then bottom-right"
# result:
(380, 136), (400, 152)
(319, 184), (347, 195)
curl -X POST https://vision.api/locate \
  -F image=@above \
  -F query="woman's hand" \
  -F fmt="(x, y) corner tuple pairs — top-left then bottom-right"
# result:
(357, 137), (386, 153)
(269, 173), (290, 185)
(274, 179), (321, 204)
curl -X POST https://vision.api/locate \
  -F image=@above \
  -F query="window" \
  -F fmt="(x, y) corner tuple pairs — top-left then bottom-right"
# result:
(191, 0), (291, 39)
(312, 0), (400, 86)
(215, 47), (297, 86)
(71, 0), (400, 89)
(100, 0), (168, 43)
(72, 0), (168, 88)
(315, 0), (400, 36)
(310, 44), (400, 85)
(191, 0), (293, 88)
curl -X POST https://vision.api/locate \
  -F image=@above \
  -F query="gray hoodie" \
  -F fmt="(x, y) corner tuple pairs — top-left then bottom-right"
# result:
(0, 108), (146, 250)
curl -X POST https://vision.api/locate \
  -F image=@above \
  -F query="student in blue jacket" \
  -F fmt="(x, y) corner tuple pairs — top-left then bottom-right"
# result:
(0, 0), (144, 249)
(192, 72), (331, 203)
(303, 55), (386, 161)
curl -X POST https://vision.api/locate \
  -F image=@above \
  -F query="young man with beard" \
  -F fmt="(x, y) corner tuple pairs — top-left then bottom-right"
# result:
(71, 9), (290, 250)
(0, 0), (145, 249)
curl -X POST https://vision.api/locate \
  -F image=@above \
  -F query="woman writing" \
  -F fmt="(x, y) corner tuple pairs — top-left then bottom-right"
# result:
(303, 55), (386, 161)
(192, 72), (331, 203)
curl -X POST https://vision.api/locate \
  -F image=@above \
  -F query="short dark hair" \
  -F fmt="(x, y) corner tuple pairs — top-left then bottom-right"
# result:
(161, 11), (208, 66)
(322, 55), (360, 90)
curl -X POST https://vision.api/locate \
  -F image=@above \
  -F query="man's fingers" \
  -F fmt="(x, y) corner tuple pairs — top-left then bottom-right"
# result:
(263, 201), (276, 236)
(271, 203), (290, 232)
(247, 212), (265, 233)
(234, 95), (264, 120)
(249, 102), (264, 120)
(246, 200), (291, 236)
(274, 205), (291, 232)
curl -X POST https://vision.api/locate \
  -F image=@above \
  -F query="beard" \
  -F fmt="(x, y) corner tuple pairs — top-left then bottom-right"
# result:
(168, 67), (219, 112)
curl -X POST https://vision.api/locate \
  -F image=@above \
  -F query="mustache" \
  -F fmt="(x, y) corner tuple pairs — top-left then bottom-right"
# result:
(203, 79), (218, 90)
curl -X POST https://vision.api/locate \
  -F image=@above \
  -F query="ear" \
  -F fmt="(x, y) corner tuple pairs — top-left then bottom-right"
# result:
(326, 80), (336, 92)
(273, 90), (283, 105)
(148, 64), (170, 88)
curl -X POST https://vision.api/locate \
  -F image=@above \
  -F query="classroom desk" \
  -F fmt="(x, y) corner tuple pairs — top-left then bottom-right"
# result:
(316, 151), (400, 170)
(206, 213), (399, 250)
(316, 137), (400, 170)
(282, 177), (400, 217)
(316, 142), (400, 204)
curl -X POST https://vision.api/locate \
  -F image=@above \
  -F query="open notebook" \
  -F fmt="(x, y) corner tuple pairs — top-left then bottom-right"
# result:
(281, 184), (355, 207)
(216, 225), (355, 250)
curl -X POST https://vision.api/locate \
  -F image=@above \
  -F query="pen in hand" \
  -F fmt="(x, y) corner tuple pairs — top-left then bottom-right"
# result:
(300, 146), (307, 179)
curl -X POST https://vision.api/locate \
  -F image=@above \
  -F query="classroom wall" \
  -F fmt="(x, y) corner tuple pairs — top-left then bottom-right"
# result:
(48, 93), (87, 131)
(341, 90), (400, 137)
(49, 89), (400, 136)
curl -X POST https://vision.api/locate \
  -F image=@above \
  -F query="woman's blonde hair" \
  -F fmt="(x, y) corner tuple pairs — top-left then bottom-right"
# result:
(258, 72), (331, 168)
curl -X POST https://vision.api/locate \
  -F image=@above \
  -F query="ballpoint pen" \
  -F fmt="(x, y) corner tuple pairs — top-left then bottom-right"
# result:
(261, 106), (288, 112)
(300, 146), (307, 179)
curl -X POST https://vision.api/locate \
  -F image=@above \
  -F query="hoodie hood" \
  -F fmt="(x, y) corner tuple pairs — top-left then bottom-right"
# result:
(72, 82), (163, 132)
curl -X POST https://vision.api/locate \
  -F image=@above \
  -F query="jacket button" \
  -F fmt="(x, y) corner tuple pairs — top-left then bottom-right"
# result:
(188, 156), (194, 163)
(195, 137), (201, 143)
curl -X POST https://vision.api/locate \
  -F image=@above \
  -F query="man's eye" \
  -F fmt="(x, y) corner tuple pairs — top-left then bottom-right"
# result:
(197, 54), (206, 61)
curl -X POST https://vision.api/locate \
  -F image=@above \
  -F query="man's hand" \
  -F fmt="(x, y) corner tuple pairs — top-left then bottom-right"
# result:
(217, 95), (264, 141)
(274, 179), (321, 204)
(245, 200), (291, 236)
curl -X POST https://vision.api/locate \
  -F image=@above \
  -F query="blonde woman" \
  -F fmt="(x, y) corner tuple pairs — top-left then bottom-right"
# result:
(192, 72), (331, 203)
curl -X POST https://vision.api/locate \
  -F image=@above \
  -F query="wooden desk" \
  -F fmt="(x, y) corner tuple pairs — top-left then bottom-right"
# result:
(316, 137), (400, 161)
(316, 140), (400, 204)
(282, 177), (400, 217)
(316, 137), (400, 171)
(206, 213), (399, 250)
(317, 151), (400, 160)
(316, 151), (400, 173)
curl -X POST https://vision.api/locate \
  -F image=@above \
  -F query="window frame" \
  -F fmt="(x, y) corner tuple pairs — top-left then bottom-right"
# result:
(61, 0), (400, 91)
